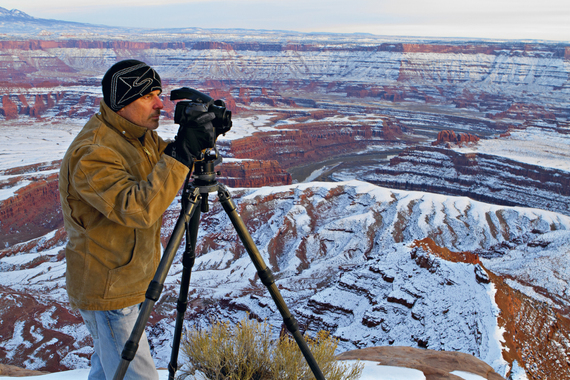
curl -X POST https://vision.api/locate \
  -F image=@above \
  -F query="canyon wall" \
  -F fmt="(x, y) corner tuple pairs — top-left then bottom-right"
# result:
(228, 120), (393, 169)
(363, 144), (570, 216)
(0, 161), (63, 247)
(0, 38), (568, 112)
(217, 160), (292, 188)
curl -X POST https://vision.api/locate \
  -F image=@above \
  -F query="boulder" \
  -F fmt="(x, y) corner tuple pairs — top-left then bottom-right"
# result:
(338, 346), (505, 380)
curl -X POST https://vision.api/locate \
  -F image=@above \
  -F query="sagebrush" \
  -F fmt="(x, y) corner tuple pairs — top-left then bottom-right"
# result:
(178, 317), (363, 380)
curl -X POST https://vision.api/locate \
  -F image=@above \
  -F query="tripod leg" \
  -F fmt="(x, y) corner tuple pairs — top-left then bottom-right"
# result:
(217, 185), (326, 380)
(113, 187), (201, 380)
(168, 203), (201, 380)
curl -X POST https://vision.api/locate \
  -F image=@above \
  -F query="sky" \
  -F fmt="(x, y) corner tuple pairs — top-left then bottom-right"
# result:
(2, 0), (570, 42)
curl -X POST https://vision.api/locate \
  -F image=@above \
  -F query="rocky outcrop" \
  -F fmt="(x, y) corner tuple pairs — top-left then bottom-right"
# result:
(488, 103), (558, 121)
(0, 37), (568, 120)
(228, 120), (396, 169)
(218, 160), (292, 188)
(416, 236), (570, 380)
(0, 95), (18, 119)
(433, 130), (480, 146)
(3, 180), (570, 378)
(0, 285), (86, 373)
(0, 364), (50, 377)
(0, 163), (63, 247)
(0, 346), (505, 379)
(365, 146), (570, 216)
(0, 92), (64, 118)
(490, 270), (570, 380)
(338, 346), (505, 380)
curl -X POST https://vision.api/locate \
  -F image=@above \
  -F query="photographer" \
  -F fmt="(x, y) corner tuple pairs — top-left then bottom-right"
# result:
(59, 60), (210, 379)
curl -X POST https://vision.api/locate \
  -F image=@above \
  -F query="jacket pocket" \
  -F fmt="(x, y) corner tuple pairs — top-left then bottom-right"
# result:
(103, 229), (156, 300)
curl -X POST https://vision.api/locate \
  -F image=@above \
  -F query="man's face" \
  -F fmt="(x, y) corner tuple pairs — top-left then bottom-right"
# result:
(116, 90), (163, 130)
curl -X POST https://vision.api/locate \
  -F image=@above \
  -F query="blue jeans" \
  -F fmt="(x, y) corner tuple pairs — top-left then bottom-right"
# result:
(80, 305), (159, 380)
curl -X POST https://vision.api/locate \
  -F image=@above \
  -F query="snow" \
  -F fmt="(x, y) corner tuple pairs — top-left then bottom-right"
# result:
(481, 229), (570, 303)
(486, 283), (510, 375)
(0, 119), (83, 171)
(0, 179), (31, 202)
(450, 371), (487, 380)
(0, 361), (490, 380)
(218, 114), (280, 141)
(454, 127), (570, 172)
(1, 81), (567, 380)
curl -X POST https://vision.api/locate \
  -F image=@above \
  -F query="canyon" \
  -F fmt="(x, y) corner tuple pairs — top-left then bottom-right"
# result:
(1, 9), (570, 380)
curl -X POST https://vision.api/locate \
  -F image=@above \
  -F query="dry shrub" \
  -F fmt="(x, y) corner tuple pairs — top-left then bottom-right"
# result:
(178, 317), (363, 380)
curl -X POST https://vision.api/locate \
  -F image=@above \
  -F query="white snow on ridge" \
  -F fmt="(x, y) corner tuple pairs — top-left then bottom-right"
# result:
(0, 179), (31, 202)
(0, 177), (557, 379)
(455, 127), (570, 172)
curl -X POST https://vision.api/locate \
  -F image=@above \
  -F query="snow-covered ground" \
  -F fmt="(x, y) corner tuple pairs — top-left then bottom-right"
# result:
(0, 361), (489, 380)
(0, 113), (294, 173)
(454, 126), (570, 172)
(4, 177), (561, 378)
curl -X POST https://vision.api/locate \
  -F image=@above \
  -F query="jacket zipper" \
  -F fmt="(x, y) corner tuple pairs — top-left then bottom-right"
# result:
(140, 143), (154, 167)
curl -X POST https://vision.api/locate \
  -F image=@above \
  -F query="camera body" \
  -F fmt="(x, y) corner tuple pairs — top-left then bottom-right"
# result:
(171, 87), (232, 142)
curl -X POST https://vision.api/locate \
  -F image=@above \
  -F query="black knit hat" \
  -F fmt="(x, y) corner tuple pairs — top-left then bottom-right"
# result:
(102, 59), (162, 112)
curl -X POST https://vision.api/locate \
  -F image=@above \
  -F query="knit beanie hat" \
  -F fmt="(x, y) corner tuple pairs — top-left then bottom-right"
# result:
(102, 59), (162, 112)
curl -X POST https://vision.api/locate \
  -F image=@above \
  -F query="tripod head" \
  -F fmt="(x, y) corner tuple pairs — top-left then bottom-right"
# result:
(192, 147), (223, 213)
(171, 87), (232, 211)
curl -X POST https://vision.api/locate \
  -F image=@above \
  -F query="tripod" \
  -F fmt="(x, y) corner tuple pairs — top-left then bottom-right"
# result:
(113, 150), (325, 380)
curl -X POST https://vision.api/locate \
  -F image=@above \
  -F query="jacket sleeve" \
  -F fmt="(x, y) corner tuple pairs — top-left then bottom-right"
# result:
(71, 144), (189, 229)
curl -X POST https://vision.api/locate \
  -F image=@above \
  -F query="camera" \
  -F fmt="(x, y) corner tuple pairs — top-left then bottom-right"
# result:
(170, 87), (232, 142)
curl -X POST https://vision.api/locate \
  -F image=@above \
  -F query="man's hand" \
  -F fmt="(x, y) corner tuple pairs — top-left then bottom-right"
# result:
(184, 112), (216, 151)
(164, 112), (216, 167)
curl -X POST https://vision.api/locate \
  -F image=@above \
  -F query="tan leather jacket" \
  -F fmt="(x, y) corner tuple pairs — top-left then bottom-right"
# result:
(59, 100), (189, 310)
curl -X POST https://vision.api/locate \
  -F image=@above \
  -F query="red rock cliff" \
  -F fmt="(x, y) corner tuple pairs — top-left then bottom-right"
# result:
(229, 119), (393, 169)
(0, 162), (63, 247)
(433, 130), (480, 146)
(218, 160), (292, 188)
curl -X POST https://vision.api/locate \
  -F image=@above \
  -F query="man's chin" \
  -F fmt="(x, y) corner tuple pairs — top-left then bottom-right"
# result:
(145, 120), (160, 130)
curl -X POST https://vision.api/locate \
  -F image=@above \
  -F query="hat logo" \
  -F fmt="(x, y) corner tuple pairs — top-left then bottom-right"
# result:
(110, 63), (161, 110)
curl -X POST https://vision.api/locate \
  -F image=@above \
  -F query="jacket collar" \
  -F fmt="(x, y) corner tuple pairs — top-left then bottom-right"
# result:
(99, 100), (148, 140)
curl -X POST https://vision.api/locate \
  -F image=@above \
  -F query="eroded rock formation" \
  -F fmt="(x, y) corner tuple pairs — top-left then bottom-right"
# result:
(2, 181), (569, 379)
(338, 346), (505, 380)
(228, 119), (398, 169)
(0, 161), (63, 247)
(365, 145), (570, 216)
(218, 160), (292, 188)
(433, 130), (480, 146)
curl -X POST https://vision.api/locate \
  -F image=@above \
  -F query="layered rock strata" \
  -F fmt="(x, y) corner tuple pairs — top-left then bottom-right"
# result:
(363, 145), (570, 216)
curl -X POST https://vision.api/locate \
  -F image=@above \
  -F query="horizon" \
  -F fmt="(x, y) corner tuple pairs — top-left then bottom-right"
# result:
(1, 0), (569, 43)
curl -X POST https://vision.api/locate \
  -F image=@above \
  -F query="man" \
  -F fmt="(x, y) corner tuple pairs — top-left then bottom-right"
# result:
(59, 59), (206, 379)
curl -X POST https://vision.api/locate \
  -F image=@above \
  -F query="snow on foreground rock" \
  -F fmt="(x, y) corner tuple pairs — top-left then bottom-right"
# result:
(0, 362), (488, 380)
(2, 180), (569, 379)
